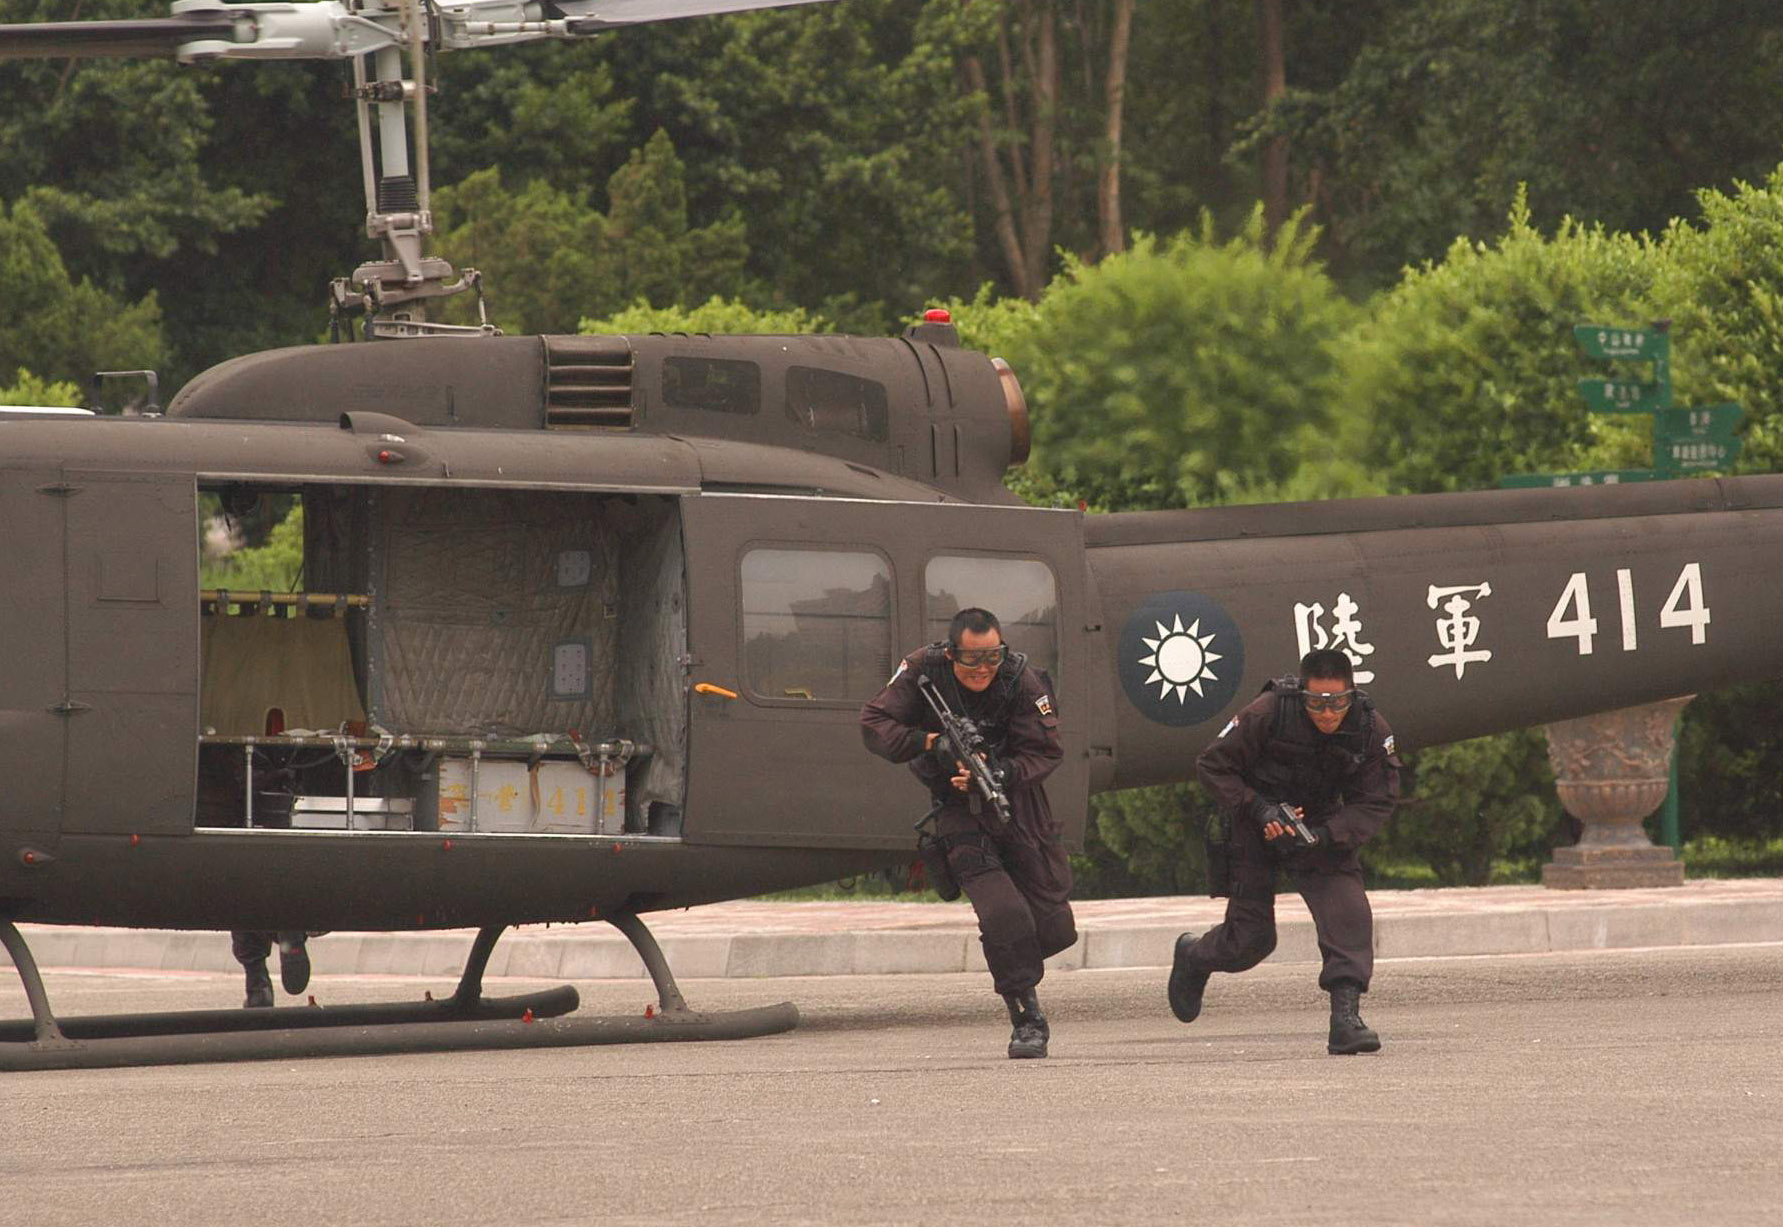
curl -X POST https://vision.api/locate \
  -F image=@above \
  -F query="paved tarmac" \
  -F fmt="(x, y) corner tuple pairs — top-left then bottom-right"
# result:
(3, 945), (1782, 1226)
(11, 877), (1783, 986)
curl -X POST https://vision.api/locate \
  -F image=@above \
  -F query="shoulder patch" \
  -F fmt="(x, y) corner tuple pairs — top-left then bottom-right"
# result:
(1384, 734), (1396, 756)
(1218, 717), (1238, 739)
(1035, 693), (1053, 717)
(887, 659), (908, 687)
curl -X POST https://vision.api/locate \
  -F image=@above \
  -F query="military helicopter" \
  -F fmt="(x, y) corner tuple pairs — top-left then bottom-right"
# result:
(5, 1), (1783, 1071)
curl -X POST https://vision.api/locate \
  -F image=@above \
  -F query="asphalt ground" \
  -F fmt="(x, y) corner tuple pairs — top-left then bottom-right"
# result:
(2, 944), (1781, 1226)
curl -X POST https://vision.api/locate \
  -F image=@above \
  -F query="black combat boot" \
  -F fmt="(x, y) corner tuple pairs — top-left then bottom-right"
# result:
(242, 958), (274, 1009)
(1003, 990), (1050, 1059)
(278, 933), (311, 995)
(1167, 931), (1210, 1023)
(1327, 981), (1381, 1055)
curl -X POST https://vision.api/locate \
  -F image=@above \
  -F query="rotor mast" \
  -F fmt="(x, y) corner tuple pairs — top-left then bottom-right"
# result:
(332, 1), (492, 339)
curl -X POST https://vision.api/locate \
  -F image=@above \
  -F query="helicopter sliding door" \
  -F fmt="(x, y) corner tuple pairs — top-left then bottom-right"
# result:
(0, 469), (67, 837)
(680, 493), (1088, 850)
(61, 471), (199, 836)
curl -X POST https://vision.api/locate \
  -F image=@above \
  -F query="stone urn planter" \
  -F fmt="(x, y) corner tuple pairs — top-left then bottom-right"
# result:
(1541, 696), (1690, 889)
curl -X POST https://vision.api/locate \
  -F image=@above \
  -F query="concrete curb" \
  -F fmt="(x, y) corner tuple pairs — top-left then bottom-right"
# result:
(9, 879), (1780, 983)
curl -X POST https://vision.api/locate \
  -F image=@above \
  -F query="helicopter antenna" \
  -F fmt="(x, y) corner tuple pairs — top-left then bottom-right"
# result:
(0, 0), (838, 340)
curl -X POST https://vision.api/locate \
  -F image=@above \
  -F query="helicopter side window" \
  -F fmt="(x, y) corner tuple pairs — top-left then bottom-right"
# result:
(785, 366), (889, 442)
(662, 357), (760, 415)
(740, 548), (894, 703)
(925, 555), (1060, 680)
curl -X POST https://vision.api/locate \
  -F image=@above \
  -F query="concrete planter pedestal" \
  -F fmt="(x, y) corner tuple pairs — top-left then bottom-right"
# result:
(1541, 697), (1690, 889)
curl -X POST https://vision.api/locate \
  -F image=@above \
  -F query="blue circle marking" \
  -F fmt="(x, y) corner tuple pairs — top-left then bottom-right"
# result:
(1117, 590), (1245, 727)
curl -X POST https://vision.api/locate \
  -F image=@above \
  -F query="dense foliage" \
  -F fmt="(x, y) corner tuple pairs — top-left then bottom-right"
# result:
(1011, 212), (1362, 510)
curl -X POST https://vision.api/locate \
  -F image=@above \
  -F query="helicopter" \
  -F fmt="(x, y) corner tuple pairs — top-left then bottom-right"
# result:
(5, 1), (1783, 1071)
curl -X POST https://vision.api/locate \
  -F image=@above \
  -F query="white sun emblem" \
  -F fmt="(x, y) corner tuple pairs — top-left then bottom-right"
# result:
(1138, 614), (1223, 703)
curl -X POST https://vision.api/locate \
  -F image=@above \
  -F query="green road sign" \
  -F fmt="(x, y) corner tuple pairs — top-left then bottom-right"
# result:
(1652, 404), (1742, 441)
(1657, 437), (1740, 474)
(1578, 378), (1669, 412)
(1499, 470), (1659, 489)
(1575, 324), (1669, 361)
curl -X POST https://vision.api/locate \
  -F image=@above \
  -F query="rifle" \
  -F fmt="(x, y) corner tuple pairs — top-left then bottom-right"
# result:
(915, 673), (1013, 827)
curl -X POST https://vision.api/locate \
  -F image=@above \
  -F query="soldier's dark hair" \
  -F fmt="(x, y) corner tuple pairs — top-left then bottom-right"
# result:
(949, 607), (1002, 646)
(1300, 648), (1354, 685)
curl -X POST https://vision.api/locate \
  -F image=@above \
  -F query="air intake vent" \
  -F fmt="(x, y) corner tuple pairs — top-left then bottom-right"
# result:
(544, 335), (635, 428)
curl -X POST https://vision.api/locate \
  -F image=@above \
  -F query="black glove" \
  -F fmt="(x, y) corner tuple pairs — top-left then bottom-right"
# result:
(1247, 795), (1282, 832)
(1255, 798), (1321, 849)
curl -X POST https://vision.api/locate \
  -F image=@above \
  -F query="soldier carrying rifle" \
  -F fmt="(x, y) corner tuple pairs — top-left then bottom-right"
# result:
(861, 607), (1073, 1059)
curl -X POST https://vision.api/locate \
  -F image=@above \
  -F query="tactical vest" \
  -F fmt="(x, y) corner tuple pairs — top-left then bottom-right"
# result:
(917, 641), (1031, 756)
(1250, 675), (1376, 818)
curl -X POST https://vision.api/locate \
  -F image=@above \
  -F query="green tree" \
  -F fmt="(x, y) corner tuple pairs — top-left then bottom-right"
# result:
(1643, 168), (1783, 850)
(433, 133), (748, 335)
(0, 2), (273, 383)
(1652, 166), (1783, 473)
(1366, 729), (1561, 886)
(594, 1), (978, 322)
(1087, 782), (1214, 896)
(431, 43), (633, 199)
(582, 295), (826, 336)
(1288, 0), (1783, 288)
(1012, 210), (1360, 510)
(1345, 193), (1660, 495)
(594, 130), (749, 311)
(0, 368), (79, 408)
(202, 504), (305, 592)
(0, 198), (163, 386)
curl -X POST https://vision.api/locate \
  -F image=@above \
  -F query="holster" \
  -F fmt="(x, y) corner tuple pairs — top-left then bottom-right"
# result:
(1205, 810), (1233, 899)
(916, 824), (961, 902)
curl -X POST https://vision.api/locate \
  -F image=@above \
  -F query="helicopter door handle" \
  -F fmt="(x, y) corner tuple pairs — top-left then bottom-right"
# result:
(693, 683), (738, 700)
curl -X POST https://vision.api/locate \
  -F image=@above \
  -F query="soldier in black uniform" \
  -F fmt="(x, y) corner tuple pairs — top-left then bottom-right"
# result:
(861, 607), (1073, 1059)
(1169, 648), (1401, 1054)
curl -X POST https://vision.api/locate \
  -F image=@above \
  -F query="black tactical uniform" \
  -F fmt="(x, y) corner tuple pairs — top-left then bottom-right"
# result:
(1178, 677), (1400, 1051)
(860, 644), (1074, 1055)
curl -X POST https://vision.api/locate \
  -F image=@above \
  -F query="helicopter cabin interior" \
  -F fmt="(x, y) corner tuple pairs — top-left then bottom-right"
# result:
(195, 482), (685, 839)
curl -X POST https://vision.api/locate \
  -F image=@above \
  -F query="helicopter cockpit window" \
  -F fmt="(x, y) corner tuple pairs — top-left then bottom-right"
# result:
(785, 366), (889, 442)
(662, 357), (760, 415)
(741, 548), (894, 703)
(925, 556), (1059, 679)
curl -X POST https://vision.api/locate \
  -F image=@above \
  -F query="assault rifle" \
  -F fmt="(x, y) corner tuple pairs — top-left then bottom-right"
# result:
(915, 674), (1013, 827)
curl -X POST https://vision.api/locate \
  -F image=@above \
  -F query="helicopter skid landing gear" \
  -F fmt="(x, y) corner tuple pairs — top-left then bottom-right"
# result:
(0, 915), (797, 1072)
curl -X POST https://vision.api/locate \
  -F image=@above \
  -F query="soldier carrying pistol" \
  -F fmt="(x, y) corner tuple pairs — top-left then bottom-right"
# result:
(1170, 647), (1402, 1054)
(861, 607), (1074, 1060)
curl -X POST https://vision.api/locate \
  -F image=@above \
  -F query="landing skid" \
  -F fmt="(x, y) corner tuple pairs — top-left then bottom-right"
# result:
(0, 913), (797, 1071)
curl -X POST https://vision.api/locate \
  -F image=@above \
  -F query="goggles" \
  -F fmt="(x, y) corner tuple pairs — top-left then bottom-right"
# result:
(1303, 689), (1356, 713)
(949, 645), (1008, 669)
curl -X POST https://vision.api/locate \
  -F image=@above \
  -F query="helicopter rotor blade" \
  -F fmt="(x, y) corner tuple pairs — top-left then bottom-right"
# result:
(0, 15), (241, 60)
(550, 0), (837, 29)
(0, 1), (841, 65)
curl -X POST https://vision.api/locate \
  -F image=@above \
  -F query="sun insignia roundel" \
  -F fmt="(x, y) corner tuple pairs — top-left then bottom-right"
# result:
(1117, 591), (1245, 727)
